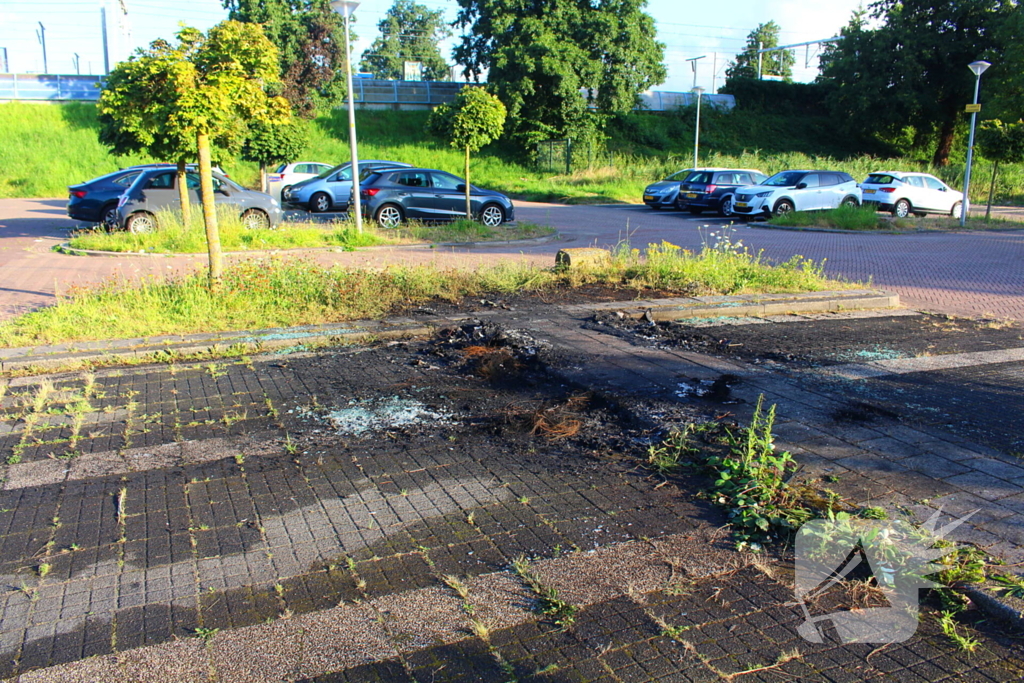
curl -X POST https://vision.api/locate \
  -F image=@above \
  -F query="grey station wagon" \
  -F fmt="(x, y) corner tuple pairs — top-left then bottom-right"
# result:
(116, 168), (283, 232)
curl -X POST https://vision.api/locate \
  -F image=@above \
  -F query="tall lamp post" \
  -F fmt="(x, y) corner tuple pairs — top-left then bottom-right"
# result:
(692, 87), (704, 169)
(330, 0), (362, 232)
(961, 59), (991, 227)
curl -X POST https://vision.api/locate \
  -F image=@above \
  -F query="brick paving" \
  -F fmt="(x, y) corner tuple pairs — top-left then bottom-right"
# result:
(2, 198), (1024, 321)
(0, 302), (1023, 680)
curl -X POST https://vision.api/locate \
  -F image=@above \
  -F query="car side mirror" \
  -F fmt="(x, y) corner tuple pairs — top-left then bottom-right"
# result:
(456, 184), (466, 192)
(795, 182), (808, 190)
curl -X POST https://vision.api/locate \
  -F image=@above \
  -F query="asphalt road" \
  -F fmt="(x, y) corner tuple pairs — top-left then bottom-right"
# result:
(2, 197), (1024, 322)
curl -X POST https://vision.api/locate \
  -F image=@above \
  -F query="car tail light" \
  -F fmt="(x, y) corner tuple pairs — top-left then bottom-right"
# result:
(361, 188), (380, 198)
(880, 187), (897, 193)
(70, 190), (87, 198)
(705, 184), (717, 194)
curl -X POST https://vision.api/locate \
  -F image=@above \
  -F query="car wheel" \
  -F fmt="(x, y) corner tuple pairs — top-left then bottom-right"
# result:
(375, 204), (404, 229)
(892, 199), (912, 218)
(688, 206), (703, 215)
(100, 203), (119, 229)
(772, 199), (794, 217)
(310, 192), (331, 213)
(480, 204), (505, 227)
(125, 212), (157, 234)
(951, 201), (963, 219)
(718, 195), (734, 217)
(241, 209), (270, 230)
(841, 196), (859, 208)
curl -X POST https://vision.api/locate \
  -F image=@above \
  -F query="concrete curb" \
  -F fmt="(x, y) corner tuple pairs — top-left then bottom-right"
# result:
(961, 581), (1024, 628)
(0, 289), (898, 375)
(757, 222), (1024, 235)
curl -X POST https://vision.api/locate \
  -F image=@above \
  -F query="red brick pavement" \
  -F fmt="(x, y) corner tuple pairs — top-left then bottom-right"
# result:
(2, 198), (1023, 322)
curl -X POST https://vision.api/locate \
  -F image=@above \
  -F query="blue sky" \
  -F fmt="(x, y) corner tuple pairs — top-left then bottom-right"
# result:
(0, 0), (866, 92)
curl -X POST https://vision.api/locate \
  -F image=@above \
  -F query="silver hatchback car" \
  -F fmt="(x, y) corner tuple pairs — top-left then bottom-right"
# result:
(282, 160), (411, 213)
(116, 168), (283, 232)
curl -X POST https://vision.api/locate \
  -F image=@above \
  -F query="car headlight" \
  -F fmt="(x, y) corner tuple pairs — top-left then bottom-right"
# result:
(756, 191), (774, 198)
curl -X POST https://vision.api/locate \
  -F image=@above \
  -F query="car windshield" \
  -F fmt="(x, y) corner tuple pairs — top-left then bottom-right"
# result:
(663, 169), (692, 182)
(762, 171), (807, 187)
(318, 164), (346, 179)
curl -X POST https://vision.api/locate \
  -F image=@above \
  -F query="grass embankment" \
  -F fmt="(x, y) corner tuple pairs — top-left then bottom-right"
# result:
(0, 241), (846, 347)
(66, 209), (552, 254)
(4, 102), (1024, 206)
(769, 205), (1024, 232)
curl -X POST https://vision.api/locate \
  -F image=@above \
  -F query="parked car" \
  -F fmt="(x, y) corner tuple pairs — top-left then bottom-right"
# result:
(642, 168), (697, 209)
(674, 168), (768, 216)
(68, 164), (230, 227)
(283, 160), (411, 213)
(731, 170), (861, 219)
(267, 161), (333, 200)
(116, 167), (282, 233)
(359, 167), (515, 228)
(860, 171), (963, 218)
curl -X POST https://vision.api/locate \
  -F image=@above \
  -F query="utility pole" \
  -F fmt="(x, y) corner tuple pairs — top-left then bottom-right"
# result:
(101, 6), (110, 74)
(36, 22), (47, 74)
(685, 55), (705, 90)
(73, 53), (80, 74)
(757, 41), (763, 79)
(711, 52), (717, 93)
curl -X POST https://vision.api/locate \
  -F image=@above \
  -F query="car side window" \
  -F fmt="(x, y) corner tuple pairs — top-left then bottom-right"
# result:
(907, 176), (926, 188)
(394, 172), (430, 188)
(430, 173), (462, 190)
(145, 172), (175, 189)
(923, 176), (945, 191)
(800, 174), (820, 188)
(819, 174), (839, 187)
(714, 173), (733, 185)
(184, 173), (222, 191)
(114, 173), (139, 187)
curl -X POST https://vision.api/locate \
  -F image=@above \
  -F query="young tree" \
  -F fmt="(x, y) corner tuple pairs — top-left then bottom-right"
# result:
(223, 0), (346, 117)
(453, 0), (665, 148)
(975, 119), (1024, 218)
(818, 0), (1006, 166)
(360, 0), (451, 81)
(242, 120), (309, 192)
(426, 87), (507, 219)
(99, 21), (291, 286)
(725, 21), (795, 82)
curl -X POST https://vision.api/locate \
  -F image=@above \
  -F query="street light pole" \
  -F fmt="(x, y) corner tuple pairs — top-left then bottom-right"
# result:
(330, 0), (363, 233)
(961, 60), (991, 227)
(37, 22), (47, 74)
(692, 87), (704, 169)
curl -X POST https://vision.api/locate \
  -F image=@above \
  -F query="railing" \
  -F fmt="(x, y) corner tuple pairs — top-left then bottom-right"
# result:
(0, 73), (736, 112)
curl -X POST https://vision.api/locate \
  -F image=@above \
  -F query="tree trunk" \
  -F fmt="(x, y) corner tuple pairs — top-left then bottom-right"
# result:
(197, 132), (223, 289)
(464, 144), (471, 220)
(986, 160), (998, 220)
(932, 116), (957, 167)
(176, 160), (191, 228)
(260, 164), (268, 194)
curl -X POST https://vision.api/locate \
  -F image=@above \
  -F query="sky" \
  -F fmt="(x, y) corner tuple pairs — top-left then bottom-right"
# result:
(0, 0), (867, 93)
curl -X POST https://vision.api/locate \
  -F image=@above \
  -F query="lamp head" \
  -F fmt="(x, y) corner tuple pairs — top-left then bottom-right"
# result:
(330, 0), (360, 17)
(692, 87), (704, 94)
(968, 60), (991, 77)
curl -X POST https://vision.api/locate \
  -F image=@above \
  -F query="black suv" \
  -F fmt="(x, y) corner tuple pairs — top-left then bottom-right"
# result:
(675, 169), (767, 216)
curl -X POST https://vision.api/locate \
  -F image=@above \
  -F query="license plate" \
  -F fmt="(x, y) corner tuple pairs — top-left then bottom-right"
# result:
(735, 202), (748, 208)
(643, 195), (654, 201)
(685, 193), (698, 199)
(864, 189), (876, 194)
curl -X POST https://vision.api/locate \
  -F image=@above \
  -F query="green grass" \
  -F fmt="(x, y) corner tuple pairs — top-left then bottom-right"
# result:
(65, 209), (554, 254)
(5, 101), (1024, 206)
(0, 240), (848, 347)
(769, 204), (1024, 232)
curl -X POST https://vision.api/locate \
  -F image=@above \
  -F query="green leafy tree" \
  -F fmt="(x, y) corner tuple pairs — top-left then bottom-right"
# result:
(360, 0), (451, 81)
(818, 0), (1006, 166)
(99, 21), (291, 286)
(426, 87), (507, 218)
(452, 0), (665, 148)
(725, 21), (795, 82)
(242, 120), (309, 192)
(223, 0), (346, 117)
(987, 6), (1024, 120)
(975, 119), (1024, 217)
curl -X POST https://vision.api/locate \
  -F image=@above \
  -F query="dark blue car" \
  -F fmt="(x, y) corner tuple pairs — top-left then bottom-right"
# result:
(67, 167), (150, 226)
(359, 167), (515, 228)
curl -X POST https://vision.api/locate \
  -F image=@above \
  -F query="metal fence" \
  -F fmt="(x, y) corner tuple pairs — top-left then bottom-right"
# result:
(0, 73), (736, 112)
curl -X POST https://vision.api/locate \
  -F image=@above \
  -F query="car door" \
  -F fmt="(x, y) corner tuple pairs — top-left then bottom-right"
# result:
(918, 175), (949, 212)
(902, 175), (930, 210)
(427, 171), (469, 218)
(822, 173), (845, 208)
(390, 170), (435, 219)
(139, 170), (180, 213)
(328, 166), (354, 207)
(794, 173), (822, 211)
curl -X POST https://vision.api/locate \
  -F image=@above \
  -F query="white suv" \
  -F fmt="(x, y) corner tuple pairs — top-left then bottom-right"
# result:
(732, 170), (861, 219)
(861, 172), (963, 219)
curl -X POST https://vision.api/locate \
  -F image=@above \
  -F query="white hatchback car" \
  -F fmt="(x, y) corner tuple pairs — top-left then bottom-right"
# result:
(267, 161), (333, 200)
(731, 170), (861, 219)
(861, 171), (963, 219)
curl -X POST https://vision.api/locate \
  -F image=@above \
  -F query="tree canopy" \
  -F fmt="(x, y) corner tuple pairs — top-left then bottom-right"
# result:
(360, 0), (451, 81)
(725, 21), (795, 83)
(452, 0), (665, 147)
(223, 0), (346, 117)
(818, 0), (1008, 166)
